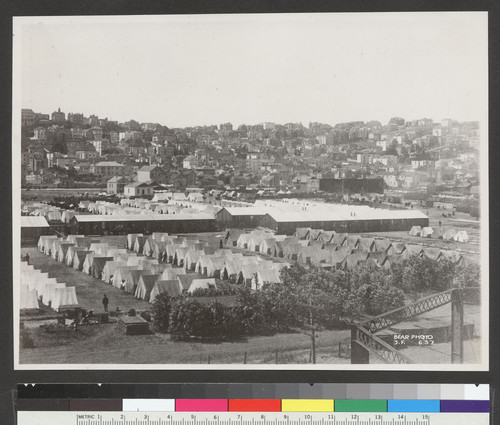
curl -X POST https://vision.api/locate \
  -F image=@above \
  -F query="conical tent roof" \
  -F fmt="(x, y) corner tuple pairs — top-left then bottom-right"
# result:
(127, 233), (143, 249)
(188, 278), (217, 293)
(432, 227), (446, 239)
(331, 233), (348, 246)
(72, 250), (90, 270)
(91, 257), (113, 279)
(453, 230), (469, 242)
(57, 243), (75, 262)
(20, 290), (39, 310)
(421, 227), (434, 237)
(112, 266), (134, 288)
(177, 274), (199, 291)
(82, 253), (96, 274)
(221, 262), (242, 279)
(124, 269), (153, 293)
(372, 239), (391, 252)
(102, 260), (126, 281)
(51, 286), (78, 310)
(405, 244), (423, 256)
(443, 228), (458, 240)
(409, 226), (422, 236)
(135, 274), (159, 300)
(422, 247), (442, 261)
(160, 268), (186, 281)
(149, 280), (182, 303)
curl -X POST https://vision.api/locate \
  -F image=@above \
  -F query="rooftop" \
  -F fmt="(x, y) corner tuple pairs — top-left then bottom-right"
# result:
(72, 214), (214, 223)
(95, 161), (123, 167)
(21, 216), (50, 228)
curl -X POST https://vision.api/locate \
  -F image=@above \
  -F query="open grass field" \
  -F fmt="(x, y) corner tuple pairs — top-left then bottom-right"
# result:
(19, 322), (352, 365)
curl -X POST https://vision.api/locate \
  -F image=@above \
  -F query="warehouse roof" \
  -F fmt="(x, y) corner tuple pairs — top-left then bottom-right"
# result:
(218, 207), (269, 216)
(72, 213), (214, 223)
(261, 205), (428, 223)
(21, 216), (50, 228)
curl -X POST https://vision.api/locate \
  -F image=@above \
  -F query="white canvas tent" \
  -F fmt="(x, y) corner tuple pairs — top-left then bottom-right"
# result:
(160, 268), (186, 281)
(443, 228), (458, 240)
(184, 250), (201, 271)
(73, 250), (91, 271)
(102, 260), (126, 283)
(149, 280), (182, 303)
(38, 235), (58, 253)
(43, 282), (66, 306)
(123, 270), (153, 293)
(20, 290), (39, 310)
(82, 253), (96, 274)
(409, 226), (422, 236)
(421, 227), (434, 238)
(51, 286), (79, 310)
(188, 278), (217, 293)
(134, 274), (159, 300)
(57, 243), (75, 263)
(112, 266), (134, 289)
(251, 268), (281, 290)
(453, 230), (469, 243)
(127, 233), (143, 250)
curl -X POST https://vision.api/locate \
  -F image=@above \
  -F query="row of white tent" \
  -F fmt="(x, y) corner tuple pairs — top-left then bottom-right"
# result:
(37, 235), (224, 303)
(36, 232), (285, 307)
(409, 226), (469, 242)
(128, 233), (288, 290)
(225, 228), (476, 271)
(20, 261), (78, 311)
(77, 199), (217, 217)
(22, 202), (76, 223)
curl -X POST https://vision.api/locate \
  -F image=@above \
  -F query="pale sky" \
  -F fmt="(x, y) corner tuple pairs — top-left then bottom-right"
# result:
(14, 13), (488, 128)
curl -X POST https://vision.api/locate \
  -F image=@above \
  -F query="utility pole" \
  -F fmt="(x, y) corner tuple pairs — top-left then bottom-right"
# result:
(310, 308), (316, 364)
(451, 288), (464, 364)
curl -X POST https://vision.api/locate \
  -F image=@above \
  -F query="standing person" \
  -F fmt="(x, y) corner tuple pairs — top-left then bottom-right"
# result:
(25, 252), (30, 264)
(102, 294), (109, 312)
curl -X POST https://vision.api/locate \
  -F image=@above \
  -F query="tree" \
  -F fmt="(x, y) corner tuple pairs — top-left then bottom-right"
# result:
(453, 263), (480, 304)
(346, 265), (404, 315)
(151, 293), (173, 333)
(389, 117), (405, 126)
(385, 139), (399, 156)
(168, 297), (244, 341)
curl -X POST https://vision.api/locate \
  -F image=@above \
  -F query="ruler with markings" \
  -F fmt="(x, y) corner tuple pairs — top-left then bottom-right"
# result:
(17, 411), (489, 425)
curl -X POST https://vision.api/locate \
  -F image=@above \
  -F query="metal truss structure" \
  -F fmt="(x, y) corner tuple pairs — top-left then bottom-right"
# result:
(351, 287), (478, 364)
(358, 289), (455, 333)
(352, 325), (412, 364)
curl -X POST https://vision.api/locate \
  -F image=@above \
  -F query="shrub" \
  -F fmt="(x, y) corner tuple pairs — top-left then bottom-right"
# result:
(453, 263), (481, 304)
(168, 298), (245, 341)
(190, 284), (237, 297)
(151, 293), (172, 333)
(399, 257), (456, 293)
(140, 311), (152, 322)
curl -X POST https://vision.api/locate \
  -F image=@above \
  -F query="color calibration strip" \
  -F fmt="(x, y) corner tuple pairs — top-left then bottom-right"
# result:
(15, 384), (489, 414)
(16, 398), (489, 413)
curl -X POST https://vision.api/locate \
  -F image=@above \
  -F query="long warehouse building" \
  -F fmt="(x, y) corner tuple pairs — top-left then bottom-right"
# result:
(257, 207), (429, 235)
(70, 214), (216, 235)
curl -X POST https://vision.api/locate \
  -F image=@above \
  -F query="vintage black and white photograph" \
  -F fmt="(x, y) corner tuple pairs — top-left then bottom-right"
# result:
(12, 12), (488, 370)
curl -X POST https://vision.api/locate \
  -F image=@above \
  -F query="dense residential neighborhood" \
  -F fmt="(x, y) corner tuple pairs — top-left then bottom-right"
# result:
(21, 108), (480, 207)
